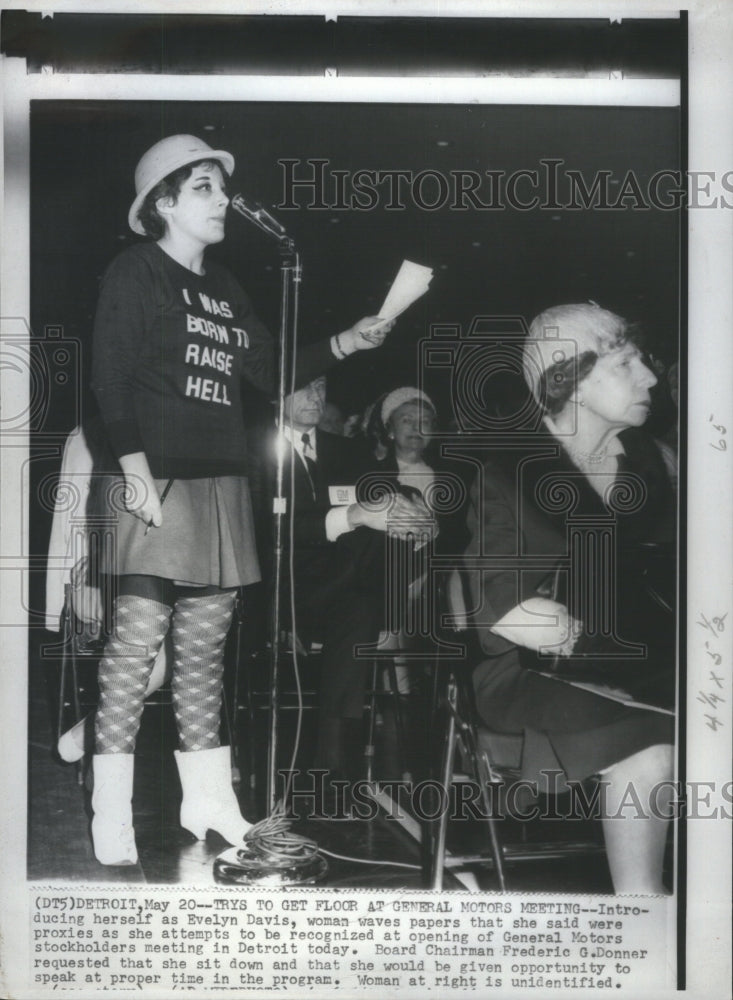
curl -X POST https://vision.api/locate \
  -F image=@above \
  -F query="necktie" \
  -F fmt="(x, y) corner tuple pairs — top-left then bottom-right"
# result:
(300, 432), (317, 498)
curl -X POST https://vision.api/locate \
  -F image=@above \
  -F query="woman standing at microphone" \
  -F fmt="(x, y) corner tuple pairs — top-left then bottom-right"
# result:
(90, 134), (387, 865)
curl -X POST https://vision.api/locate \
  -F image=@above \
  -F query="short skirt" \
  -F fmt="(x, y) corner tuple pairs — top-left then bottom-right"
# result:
(97, 475), (261, 589)
(473, 653), (674, 793)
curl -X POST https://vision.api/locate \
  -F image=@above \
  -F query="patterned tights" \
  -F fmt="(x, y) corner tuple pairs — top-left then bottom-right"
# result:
(94, 577), (236, 755)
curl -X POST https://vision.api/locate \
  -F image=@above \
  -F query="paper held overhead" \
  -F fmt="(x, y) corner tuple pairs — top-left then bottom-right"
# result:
(377, 259), (434, 324)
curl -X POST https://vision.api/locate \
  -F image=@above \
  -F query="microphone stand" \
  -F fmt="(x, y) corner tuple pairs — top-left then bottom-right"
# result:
(214, 198), (327, 887)
(230, 196), (300, 814)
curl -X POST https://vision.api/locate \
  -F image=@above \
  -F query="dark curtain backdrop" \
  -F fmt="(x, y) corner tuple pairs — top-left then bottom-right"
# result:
(29, 99), (681, 622)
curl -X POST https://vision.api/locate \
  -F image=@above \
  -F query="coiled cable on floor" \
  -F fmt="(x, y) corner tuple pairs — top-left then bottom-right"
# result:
(240, 800), (319, 869)
(240, 805), (421, 874)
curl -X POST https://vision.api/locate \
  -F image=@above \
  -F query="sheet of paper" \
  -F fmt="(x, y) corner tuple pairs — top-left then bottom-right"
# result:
(377, 259), (434, 321)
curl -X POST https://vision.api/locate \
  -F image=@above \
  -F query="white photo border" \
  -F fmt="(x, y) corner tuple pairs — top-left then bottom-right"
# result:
(1, 3), (731, 998)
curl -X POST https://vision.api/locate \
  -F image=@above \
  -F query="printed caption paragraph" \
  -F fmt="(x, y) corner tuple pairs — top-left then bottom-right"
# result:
(30, 888), (673, 995)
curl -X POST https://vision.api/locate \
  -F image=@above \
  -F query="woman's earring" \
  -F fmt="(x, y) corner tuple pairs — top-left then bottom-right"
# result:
(577, 398), (585, 407)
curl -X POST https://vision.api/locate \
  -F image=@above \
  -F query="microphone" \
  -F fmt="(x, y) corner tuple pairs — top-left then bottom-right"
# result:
(231, 194), (288, 240)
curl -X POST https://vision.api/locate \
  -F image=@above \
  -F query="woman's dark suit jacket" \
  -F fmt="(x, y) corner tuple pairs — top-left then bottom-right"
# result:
(463, 425), (676, 789)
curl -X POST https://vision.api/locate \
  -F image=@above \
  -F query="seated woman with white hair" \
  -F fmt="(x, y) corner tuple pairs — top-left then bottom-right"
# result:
(463, 302), (676, 894)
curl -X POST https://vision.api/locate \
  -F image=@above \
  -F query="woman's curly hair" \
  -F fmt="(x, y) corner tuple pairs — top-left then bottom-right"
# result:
(136, 158), (226, 239)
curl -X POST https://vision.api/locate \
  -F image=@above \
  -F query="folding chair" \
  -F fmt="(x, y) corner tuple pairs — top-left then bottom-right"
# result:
(426, 664), (606, 891)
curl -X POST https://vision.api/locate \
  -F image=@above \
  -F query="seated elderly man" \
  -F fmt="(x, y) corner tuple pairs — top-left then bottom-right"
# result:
(261, 376), (431, 777)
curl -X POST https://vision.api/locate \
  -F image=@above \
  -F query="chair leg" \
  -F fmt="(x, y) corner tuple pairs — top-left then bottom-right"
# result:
(455, 687), (509, 890)
(429, 659), (441, 732)
(475, 756), (508, 892)
(227, 595), (244, 783)
(385, 658), (411, 781)
(429, 689), (458, 890)
(57, 611), (69, 749)
(57, 603), (85, 785)
(246, 684), (256, 791)
(69, 638), (85, 786)
(364, 659), (380, 783)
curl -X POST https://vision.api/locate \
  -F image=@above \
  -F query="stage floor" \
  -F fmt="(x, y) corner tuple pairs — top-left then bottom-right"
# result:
(28, 632), (626, 893)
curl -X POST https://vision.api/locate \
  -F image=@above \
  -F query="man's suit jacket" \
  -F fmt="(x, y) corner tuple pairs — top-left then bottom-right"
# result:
(252, 427), (384, 635)
(376, 450), (471, 559)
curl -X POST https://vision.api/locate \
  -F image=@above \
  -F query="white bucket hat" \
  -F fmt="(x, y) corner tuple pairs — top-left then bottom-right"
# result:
(128, 134), (235, 235)
(381, 387), (435, 426)
(522, 302), (627, 403)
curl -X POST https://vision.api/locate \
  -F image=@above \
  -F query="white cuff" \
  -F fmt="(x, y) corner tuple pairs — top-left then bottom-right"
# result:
(325, 505), (352, 542)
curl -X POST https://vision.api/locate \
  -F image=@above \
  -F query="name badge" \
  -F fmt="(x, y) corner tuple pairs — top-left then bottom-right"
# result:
(329, 485), (356, 506)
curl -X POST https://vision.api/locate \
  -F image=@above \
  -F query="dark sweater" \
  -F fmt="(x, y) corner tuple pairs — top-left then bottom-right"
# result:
(91, 243), (335, 479)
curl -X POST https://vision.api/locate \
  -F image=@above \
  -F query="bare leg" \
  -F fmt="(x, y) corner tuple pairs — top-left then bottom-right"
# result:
(601, 743), (674, 894)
